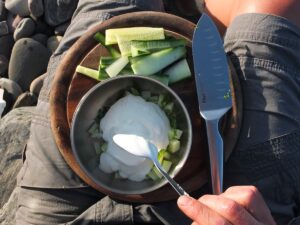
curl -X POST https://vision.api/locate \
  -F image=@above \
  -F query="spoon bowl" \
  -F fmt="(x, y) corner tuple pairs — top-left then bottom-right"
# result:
(113, 134), (189, 196)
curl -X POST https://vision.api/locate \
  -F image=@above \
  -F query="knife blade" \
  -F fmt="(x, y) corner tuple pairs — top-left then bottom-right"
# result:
(192, 13), (232, 194)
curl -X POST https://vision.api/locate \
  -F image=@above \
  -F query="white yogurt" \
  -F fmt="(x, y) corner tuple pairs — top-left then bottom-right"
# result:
(99, 94), (170, 181)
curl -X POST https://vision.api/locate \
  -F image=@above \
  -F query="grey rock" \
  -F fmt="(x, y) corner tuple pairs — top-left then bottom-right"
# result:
(5, 0), (30, 17)
(0, 55), (8, 75)
(0, 187), (19, 225)
(0, 78), (23, 100)
(0, 34), (14, 59)
(54, 21), (70, 35)
(0, 1), (7, 22)
(13, 18), (35, 41)
(8, 38), (51, 91)
(31, 33), (47, 45)
(29, 73), (46, 96)
(0, 21), (8, 36)
(28, 0), (43, 18)
(47, 35), (62, 53)
(44, 0), (78, 26)
(0, 106), (33, 207)
(35, 19), (52, 35)
(13, 91), (37, 108)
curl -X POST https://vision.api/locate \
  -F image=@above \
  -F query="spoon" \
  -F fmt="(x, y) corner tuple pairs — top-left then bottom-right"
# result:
(113, 134), (189, 196)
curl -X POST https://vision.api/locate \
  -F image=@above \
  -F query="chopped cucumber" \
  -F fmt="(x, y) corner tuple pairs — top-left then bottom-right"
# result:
(162, 160), (172, 173)
(116, 35), (132, 56)
(105, 27), (165, 45)
(129, 55), (150, 64)
(158, 94), (166, 107)
(152, 160), (172, 179)
(164, 102), (174, 114)
(147, 170), (160, 181)
(105, 56), (129, 77)
(131, 39), (186, 56)
(141, 91), (151, 100)
(147, 75), (169, 86)
(88, 122), (98, 135)
(93, 142), (102, 155)
(167, 139), (180, 153)
(100, 142), (108, 152)
(76, 65), (101, 81)
(168, 129), (183, 140)
(131, 47), (186, 76)
(94, 32), (121, 58)
(100, 56), (117, 68)
(164, 58), (192, 84)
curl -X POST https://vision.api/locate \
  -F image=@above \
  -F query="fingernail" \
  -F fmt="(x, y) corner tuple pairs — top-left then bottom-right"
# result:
(178, 196), (192, 206)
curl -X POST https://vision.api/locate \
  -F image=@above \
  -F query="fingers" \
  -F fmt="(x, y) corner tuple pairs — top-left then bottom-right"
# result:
(199, 195), (261, 225)
(221, 186), (276, 225)
(177, 196), (232, 225)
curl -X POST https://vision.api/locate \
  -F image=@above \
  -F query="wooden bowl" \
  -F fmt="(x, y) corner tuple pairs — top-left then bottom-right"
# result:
(50, 11), (242, 203)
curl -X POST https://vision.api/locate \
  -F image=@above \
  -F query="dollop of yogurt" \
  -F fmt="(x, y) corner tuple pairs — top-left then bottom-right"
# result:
(99, 94), (170, 181)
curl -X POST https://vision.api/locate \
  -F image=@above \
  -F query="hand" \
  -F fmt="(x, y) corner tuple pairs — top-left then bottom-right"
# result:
(177, 186), (277, 225)
(203, 0), (300, 35)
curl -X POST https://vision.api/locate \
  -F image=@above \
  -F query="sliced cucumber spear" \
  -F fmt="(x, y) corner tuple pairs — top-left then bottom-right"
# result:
(131, 39), (186, 57)
(94, 32), (120, 58)
(164, 58), (192, 84)
(131, 47), (186, 76)
(76, 65), (101, 81)
(105, 56), (129, 77)
(105, 27), (165, 45)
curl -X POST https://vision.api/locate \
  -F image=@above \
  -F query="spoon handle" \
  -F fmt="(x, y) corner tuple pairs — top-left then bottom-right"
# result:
(153, 159), (189, 196)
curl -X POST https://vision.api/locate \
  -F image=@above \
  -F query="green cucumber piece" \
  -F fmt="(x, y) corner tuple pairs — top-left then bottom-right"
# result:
(141, 91), (151, 100)
(76, 65), (101, 81)
(162, 160), (172, 173)
(94, 32), (121, 58)
(168, 129), (183, 140)
(147, 75), (169, 86)
(164, 58), (192, 84)
(167, 139), (180, 153)
(131, 39), (186, 55)
(93, 142), (102, 155)
(105, 27), (165, 45)
(131, 47), (186, 76)
(100, 56), (117, 68)
(147, 170), (160, 181)
(164, 102), (174, 114)
(105, 56), (129, 77)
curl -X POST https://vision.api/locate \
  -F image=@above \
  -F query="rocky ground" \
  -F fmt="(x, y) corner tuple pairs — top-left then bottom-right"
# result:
(0, 0), (201, 224)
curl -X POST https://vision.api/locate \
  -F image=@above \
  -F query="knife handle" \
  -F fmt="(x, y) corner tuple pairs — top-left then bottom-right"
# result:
(205, 119), (223, 195)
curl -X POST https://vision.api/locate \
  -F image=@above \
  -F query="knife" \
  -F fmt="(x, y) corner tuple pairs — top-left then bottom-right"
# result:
(192, 13), (232, 194)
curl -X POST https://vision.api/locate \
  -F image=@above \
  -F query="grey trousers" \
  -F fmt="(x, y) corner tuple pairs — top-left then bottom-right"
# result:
(16, 0), (300, 224)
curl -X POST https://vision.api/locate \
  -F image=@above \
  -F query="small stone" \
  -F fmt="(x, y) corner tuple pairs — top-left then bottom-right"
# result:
(13, 91), (37, 108)
(0, 55), (8, 75)
(31, 33), (48, 46)
(47, 35), (62, 53)
(8, 38), (51, 91)
(5, 0), (30, 17)
(28, 0), (44, 18)
(13, 18), (35, 41)
(44, 0), (78, 26)
(54, 21), (70, 35)
(0, 34), (14, 59)
(0, 0), (7, 22)
(0, 21), (8, 36)
(0, 77), (23, 100)
(29, 73), (46, 96)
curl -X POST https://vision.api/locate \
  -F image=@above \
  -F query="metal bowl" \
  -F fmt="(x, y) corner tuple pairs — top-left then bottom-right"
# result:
(70, 75), (192, 195)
